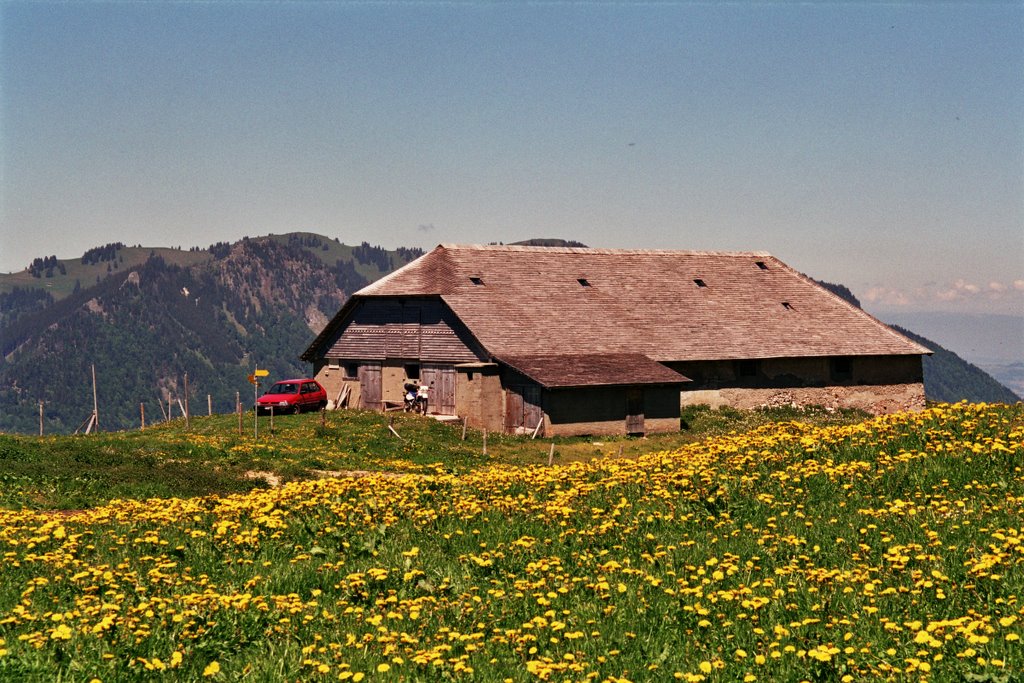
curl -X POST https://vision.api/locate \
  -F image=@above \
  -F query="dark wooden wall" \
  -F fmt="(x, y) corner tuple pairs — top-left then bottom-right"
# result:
(324, 298), (483, 363)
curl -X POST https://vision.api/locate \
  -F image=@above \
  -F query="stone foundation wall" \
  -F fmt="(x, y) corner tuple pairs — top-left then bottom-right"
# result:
(545, 416), (679, 438)
(680, 382), (926, 415)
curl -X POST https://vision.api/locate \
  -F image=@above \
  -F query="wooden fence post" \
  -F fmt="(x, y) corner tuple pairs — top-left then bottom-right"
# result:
(548, 442), (555, 466)
(140, 403), (146, 430)
(39, 401), (44, 436)
(91, 363), (99, 431)
(184, 372), (190, 430)
(208, 394), (212, 416)
(236, 392), (242, 435)
(482, 428), (488, 456)
(461, 417), (468, 441)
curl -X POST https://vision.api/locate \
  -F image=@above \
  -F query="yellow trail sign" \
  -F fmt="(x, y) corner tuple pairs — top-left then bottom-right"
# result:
(254, 369), (269, 377)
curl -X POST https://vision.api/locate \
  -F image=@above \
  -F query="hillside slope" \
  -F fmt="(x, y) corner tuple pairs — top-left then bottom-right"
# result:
(2, 237), (1016, 433)
(813, 280), (1019, 404)
(0, 235), (421, 433)
(892, 325), (1021, 403)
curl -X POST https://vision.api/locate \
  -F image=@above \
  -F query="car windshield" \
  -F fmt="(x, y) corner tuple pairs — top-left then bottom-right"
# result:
(267, 382), (299, 395)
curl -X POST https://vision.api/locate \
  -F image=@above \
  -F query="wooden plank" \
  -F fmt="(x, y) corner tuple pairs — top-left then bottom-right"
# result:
(358, 363), (382, 409)
(505, 388), (524, 431)
(626, 388), (644, 434)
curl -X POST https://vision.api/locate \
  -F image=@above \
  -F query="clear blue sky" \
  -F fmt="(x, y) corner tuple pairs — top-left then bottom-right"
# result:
(2, 1), (1022, 317)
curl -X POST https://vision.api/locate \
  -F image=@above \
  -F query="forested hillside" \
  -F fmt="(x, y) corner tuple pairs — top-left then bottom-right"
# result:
(892, 325), (1021, 404)
(0, 235), (421, 433)
(1, 235), (1016, 434)
(813, 280), (1020, 404)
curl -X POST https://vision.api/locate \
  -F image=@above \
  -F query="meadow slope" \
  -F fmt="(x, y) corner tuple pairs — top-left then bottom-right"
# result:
(0, 403), (1022, 682)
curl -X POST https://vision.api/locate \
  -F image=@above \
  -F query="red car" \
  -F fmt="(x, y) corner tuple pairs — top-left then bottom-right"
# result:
(257, 379), (328, 415)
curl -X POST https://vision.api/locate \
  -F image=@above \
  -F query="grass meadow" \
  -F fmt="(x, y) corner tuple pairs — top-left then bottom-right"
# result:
(0, 402), (1021, 681)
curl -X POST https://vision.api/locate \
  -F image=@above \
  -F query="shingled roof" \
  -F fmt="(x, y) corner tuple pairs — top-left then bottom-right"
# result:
(497, 353), (690, 389)
(306, 244), (929, 363)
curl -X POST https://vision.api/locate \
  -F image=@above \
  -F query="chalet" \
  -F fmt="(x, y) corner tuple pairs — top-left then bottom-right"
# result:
(302, 245), (930, 436)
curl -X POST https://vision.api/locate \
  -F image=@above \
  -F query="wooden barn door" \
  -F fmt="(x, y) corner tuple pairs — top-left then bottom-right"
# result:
(505, 385), (544, 435)
(625, 389), (644, 434)
(358, 363), (382, 410)
(505, 389), (524, 432)
(523, 387), (543, 434)
(421, 364), (455, 414)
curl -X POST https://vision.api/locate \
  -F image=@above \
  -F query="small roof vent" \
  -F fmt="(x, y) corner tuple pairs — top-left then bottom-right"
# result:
(577, 278), (591, 287)
(469, 276), (483, 286)
(755, 261), (768, 270)
(782, 301), (793, 310)
(694, 278), (707, 288)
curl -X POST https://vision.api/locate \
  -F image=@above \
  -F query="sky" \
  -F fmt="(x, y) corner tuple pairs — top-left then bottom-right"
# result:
(2, 1), (1022, 322)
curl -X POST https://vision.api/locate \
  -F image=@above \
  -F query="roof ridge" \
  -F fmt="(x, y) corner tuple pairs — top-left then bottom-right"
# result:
(354, 244), (449, 296)
(439, 243), (773, 257)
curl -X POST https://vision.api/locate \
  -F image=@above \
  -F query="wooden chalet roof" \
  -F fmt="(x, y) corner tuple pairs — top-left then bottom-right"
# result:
(498, 353), (690, 389)
(307, 244), (930, 363)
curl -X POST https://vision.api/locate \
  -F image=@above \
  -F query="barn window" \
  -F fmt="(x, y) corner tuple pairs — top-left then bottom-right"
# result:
(831, 357), (853, 381)
(344, 363), (359, 379)
(404, 364), (420, 380)
(577, 278), (591, 287)
(694, 278), (707, 288)
(737, 360), (758, 378)
(755, 261), (768, 270)
(469, 276), (483, 286)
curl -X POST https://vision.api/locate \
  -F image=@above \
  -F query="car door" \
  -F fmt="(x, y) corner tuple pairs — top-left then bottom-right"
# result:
(300, 382), (317, 410)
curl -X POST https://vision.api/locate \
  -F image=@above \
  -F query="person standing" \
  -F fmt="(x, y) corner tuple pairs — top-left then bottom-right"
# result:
(417, 382), (431, 414)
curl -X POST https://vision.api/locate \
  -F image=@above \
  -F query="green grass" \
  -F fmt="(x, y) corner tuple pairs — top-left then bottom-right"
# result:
(0, 405), (868, 510)
(0, 402), (1021, 681)
(0, 247), (211, 299)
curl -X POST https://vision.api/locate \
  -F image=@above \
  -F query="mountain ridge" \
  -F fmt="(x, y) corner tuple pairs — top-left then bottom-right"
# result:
(1, 234), (1016, 434)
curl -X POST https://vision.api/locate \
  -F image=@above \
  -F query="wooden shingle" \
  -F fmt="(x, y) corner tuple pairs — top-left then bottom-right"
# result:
(317, 244), (928, 363)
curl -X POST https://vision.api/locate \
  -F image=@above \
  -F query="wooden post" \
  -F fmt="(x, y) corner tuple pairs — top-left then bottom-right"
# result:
(140, 403), (146, 430)
(548, 442), (555, 466)
(157, 396), (168, 421)
(208, 394), (212, 416)
(482, 428), (488, 456)
(321, 407), (326, 427)
(270, 405), (274, 433)
(184, 372), (190, 430)
(531, 416), (544, 439)
(254, 364), (259, 439)
(236, 391), (242, 435)
(461, 417), (468, 441)
(617, 444), (623, 458)
(387, 417), (403, 440)
(39, 401), (44, 436)
(75, 412), (94, 435)
(91, 363), (99, 431)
